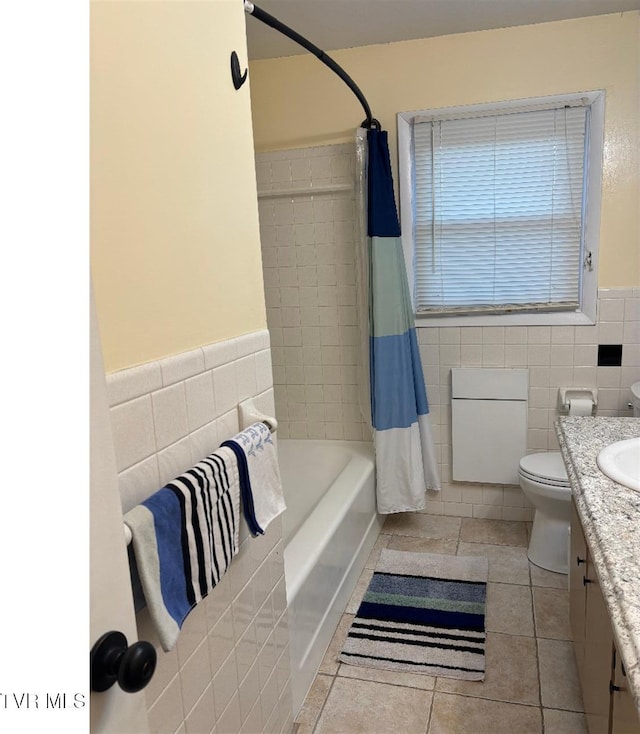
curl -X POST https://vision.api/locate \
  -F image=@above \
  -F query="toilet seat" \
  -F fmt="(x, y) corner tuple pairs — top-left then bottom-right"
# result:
(519, 452), (569, 487)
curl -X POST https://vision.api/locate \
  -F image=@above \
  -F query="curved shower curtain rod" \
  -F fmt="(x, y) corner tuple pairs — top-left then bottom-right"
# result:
(243, 0), (380, 130)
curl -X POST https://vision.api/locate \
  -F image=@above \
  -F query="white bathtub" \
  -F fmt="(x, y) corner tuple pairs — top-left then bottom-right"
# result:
(277, 439), (382, 716)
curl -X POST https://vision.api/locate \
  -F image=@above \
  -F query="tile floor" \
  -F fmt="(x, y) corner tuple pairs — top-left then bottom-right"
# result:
(293, 516), (587, 734)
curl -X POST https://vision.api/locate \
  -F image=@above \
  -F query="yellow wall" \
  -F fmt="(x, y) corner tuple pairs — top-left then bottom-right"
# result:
(91, 0), (266, 373)
(250, 12), (640, 288)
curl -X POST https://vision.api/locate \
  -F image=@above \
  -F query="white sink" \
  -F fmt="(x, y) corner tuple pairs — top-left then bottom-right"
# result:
(597, 437), (640, 493)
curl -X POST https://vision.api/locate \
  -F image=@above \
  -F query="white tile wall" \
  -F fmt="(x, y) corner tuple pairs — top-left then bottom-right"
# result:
(420, 286), (640, 519)
(106, 329), (293, 734)
(257, 143), (640, 522)
(257, 144), (369, 442)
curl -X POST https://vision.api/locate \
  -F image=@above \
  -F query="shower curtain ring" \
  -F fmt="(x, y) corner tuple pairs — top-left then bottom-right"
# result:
(361, 118), (381, 130)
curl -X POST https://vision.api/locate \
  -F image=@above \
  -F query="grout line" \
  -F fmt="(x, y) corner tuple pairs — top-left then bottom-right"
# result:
(539, 704), (586, 714)
(535, 633), (574, 642)
(531, 562), (546, 734)
(424, 683), (435, 734)
(335, 666), (436, 692)
(484, 629), (538, 639)
(535, 636), (545, 732)
(310, 673), (337, 734)
(430, 689), (546, 710)
(431, 690), (543, 708)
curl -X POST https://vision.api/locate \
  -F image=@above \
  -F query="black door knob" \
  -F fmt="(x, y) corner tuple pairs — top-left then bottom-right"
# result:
(91, 631), (157, 693)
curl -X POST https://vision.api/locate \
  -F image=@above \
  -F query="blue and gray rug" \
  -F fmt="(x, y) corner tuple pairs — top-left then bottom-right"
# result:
(339, 549), (488, 680)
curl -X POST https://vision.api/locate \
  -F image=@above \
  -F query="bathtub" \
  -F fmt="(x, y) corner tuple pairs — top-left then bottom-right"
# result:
(277, 439), (382, 716)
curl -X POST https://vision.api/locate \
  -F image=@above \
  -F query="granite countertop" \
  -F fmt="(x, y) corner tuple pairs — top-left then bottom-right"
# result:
(556, 416), (640, 711)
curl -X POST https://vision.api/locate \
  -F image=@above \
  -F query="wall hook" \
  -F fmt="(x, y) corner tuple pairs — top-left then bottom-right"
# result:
(230, 51), (248, 90)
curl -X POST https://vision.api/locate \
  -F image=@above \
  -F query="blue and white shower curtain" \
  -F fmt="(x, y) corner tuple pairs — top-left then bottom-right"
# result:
(355, 127), (441, 513)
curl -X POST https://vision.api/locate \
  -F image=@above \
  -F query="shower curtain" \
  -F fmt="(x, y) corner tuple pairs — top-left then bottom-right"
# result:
(355, 127), (441, 514)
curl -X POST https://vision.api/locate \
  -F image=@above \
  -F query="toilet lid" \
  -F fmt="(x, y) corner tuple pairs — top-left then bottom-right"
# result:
(519, 452), (569, 485)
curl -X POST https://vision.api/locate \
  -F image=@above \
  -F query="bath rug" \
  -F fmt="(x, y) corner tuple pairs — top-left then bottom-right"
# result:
(339, 549), (488, 681)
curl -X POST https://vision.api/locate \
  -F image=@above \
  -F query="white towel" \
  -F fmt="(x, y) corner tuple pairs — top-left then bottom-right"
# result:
(222, 422), (286, 535)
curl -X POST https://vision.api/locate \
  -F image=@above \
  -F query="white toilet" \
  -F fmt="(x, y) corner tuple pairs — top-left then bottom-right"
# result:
(519, 452), (571, 574)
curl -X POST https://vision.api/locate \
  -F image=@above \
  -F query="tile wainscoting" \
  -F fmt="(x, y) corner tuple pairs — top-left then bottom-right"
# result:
(105, 329), (293, 734)
(419, 287), (640, 520)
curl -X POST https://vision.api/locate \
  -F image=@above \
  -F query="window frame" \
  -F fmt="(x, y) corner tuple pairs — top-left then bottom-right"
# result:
(397, 91), (605, 327)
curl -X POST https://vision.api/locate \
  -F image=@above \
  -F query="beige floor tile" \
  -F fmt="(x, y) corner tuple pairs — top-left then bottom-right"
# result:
(435, 632), (539, 705)
(364, 534), (391, 569)
(533, 588), (572, 640)
(315, 677), (433, 733)
(318, 614), (354, 675)
(486, 583), (534, 636)
(387, 535), (459, 556)
(383, 513), (461, 540)
(543, 708), (588, 733)
(458, 541), (530, 585)
(460, 518), (528, 547)
(428, 692), (542, 734)
(538, 638), (584, 711)
(345, 569), (373, 614)
(294, 674), (333, 728)
(295, 513), (585, 734)
(530, 563), (569, 590)
(337, 662), (435, 690)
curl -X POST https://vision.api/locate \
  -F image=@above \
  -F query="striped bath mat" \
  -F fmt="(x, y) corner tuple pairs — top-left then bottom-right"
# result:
(340, 549), (488, 681)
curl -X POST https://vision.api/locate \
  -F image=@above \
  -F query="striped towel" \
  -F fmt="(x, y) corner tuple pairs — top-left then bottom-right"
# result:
(124, 447), (240, 652)
(222, 422), (285, 536)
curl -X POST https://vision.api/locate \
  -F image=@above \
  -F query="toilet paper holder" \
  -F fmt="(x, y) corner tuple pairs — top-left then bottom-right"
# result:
(557, 387), (598, 415)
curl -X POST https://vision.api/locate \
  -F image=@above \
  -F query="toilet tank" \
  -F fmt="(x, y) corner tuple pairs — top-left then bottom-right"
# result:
(451, 368), (528, 484)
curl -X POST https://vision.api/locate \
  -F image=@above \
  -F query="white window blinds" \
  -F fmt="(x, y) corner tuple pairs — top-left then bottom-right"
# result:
(412, 105), (589, 315)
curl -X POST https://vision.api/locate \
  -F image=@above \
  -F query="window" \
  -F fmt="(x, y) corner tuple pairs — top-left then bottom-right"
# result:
(398, 93), (604, 326)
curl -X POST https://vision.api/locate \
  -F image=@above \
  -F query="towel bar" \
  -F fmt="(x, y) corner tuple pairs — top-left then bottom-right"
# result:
(123, 418), (276, 546)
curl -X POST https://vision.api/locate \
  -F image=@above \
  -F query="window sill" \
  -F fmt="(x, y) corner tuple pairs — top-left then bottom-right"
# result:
(414, 310), (596, 328)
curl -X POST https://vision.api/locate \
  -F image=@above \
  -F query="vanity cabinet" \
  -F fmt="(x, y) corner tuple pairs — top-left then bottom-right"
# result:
(570, 500), (588, 672)
(570, 500), (640, 734)
(612, 647), (640, 734)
